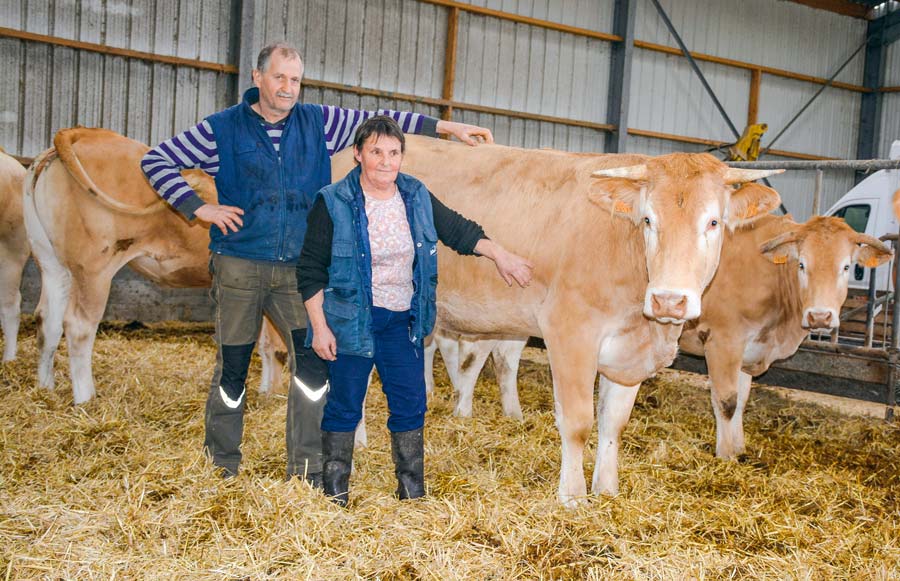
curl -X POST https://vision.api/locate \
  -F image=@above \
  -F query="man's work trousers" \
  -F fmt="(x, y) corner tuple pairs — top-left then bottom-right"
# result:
(204, 254), (328, 477)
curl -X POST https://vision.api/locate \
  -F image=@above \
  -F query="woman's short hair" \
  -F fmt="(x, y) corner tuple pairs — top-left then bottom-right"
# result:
(352, 116), (406, 160)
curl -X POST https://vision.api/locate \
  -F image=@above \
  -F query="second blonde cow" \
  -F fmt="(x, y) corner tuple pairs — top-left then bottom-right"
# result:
(333, 135), (781, 505)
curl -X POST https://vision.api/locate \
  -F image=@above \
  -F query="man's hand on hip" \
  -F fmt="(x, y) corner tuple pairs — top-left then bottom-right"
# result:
(195, 203), (245, 235)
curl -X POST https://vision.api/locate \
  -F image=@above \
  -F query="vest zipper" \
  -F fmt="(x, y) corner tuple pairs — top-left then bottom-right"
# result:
(277, 149), (286, 261)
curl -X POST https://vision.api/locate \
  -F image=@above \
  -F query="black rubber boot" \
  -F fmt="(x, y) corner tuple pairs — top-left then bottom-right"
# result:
(322, 431), (355, 507)
(391, 427), (425, 500)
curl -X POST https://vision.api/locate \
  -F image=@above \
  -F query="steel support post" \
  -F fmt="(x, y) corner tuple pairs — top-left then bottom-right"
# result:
(605, 0), (636, 153)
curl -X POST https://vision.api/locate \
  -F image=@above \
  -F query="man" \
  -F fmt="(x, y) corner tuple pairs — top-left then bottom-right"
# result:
(141, 42), (492, 485)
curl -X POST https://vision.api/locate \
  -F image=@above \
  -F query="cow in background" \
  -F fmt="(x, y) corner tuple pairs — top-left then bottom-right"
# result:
(333, 135), (782, 505)
(672, 215), (892, 458)
(0, 149), (29, 362)
(24, 128), (284, 404)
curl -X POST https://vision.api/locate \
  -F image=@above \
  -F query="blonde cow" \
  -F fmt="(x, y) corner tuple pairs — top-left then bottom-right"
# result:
(24, 128), (285, 404)
(0, 149), (29, 362)
(333, 135), (782, 505)
(443, 213), (892, 494)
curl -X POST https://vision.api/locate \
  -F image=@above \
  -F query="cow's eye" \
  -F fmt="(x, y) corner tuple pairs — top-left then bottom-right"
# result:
(644, 217), (651, 226)
(844, 264), (851, 272)
(799, 262), (805, 271)
(709, 219), (718, 229)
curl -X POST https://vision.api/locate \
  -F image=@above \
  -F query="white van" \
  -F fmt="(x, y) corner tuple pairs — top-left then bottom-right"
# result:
(823, 140), (900, 292)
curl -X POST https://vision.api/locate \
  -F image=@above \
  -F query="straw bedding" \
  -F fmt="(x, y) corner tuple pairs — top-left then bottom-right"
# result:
(0, 319), (897, 580)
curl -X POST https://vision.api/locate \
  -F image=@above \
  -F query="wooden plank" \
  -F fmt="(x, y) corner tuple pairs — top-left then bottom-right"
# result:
(748, 68), (761, 126)
(417, 0), (621, 42)
(0, 27), (236, 73)
(627, 128), (837, 160)
(441, 6), (458, 120)
(633, 39), (869, 94)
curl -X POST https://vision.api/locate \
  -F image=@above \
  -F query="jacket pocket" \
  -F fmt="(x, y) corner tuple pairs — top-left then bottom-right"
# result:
(330, 240), (356, 283)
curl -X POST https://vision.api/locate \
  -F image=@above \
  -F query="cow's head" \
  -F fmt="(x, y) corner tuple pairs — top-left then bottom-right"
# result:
(761, 216), (893, 331)
(590, 153), (782, 324)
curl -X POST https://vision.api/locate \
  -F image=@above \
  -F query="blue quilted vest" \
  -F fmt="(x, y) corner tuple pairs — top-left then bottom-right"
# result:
(205, 87), (331, 263)
(311, 165), (439, 357)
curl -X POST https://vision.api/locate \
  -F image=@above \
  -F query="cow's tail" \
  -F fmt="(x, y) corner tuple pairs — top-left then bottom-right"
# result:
(53, 128), (167, 216)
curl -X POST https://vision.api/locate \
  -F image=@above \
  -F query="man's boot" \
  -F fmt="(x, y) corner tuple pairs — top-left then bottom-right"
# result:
(391, 427), (425, 500)
(322, 431), (355, 507)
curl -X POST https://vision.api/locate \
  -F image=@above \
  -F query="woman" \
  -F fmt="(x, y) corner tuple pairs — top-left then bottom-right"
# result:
(298, 116), (532, 506)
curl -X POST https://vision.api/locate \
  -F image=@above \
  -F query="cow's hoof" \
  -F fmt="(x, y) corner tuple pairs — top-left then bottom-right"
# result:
(452, 407), (473, 418)
(504, 409), (524, 421)
(559, 494), (590, 509)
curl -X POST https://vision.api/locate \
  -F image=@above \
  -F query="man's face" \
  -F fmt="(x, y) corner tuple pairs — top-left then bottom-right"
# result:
(252, 52), (303, 118)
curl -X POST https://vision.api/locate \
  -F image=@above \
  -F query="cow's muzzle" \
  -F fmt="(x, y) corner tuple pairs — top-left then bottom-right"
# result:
(802, 308), (838, 331)
(644, 289), (700, 324)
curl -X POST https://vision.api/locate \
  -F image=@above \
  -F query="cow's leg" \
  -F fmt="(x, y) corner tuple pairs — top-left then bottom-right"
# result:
(24, 190), (71, 388)
(705, 344), (750, 459)
(423, 335), (437, 395)
(434, 332), (461, 391)
(63, 272), (112, 404)
(544, 329), (601, 507)
(353, 372), (371, 448)
(452, 339), (493, 418)
(0, 254), (28, 362)
(491, 339), (527, 420)
(592, 376), (640, 495)
(34, 259), (72, 390)
(256, 317), (280, 395)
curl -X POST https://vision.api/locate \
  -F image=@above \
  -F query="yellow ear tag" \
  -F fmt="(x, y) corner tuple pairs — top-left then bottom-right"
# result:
(773, 255), (788, 265)
(614, 201), (632, 214)
(864, 257), (880, 268)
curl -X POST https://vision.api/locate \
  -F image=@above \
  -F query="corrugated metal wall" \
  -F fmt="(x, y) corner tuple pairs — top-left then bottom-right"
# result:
(0, 0), (237, 158)
(3, 0), (893, 321)
(880, 39), (900, 159)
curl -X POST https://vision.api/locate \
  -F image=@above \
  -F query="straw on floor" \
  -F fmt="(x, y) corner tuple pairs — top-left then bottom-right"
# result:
(0, 319), (897, 580)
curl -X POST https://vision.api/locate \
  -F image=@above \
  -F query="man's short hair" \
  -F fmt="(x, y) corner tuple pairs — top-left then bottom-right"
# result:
(256, 43), (302, 72)
(352, 116), (406, 161)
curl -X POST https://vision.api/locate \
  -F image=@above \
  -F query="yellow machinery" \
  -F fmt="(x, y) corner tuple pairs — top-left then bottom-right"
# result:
(724, 123), (768, 162)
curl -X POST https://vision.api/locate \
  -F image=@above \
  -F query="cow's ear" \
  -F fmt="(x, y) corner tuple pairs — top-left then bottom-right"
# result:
(588, 165), (646, 224)
(726, 183), (781, 230)
(760, 230), (800, 264)
(852, 233), (894, 268)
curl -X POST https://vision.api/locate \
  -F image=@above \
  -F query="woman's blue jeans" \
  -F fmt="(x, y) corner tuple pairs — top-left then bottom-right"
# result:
(322, 307), (427, 433)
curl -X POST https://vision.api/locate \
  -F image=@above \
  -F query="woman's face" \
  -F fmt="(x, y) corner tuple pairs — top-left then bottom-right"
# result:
(354, 134), (404, 187)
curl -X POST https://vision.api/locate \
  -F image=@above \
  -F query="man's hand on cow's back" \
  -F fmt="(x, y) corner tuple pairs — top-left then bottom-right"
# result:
(435, 120), (494, 146)
(195, 204), (245, 235)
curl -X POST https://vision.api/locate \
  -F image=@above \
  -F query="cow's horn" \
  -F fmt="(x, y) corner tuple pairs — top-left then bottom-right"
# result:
(760, 230), (800, 254)
(592, 165), (648, 180)
(723, 168), (784, 184)
(852, 232), (892, 253)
